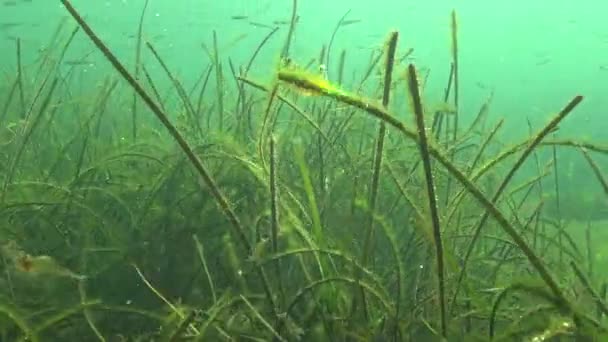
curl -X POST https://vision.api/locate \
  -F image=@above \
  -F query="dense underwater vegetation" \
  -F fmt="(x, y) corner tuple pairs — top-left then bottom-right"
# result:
(0, 0), (607, 341)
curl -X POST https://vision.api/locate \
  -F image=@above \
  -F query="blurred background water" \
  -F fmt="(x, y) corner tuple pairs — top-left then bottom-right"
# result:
(2, 0), (605, 216)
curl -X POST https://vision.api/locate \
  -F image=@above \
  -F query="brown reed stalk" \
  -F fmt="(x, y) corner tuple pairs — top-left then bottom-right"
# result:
(407, 63), (447, 338)
(352, 29), (399, 324)
(361, 30), (399, 267)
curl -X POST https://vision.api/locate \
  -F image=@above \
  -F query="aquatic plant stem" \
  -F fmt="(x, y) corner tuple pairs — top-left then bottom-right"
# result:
(79, 279), (105, 341)
(240, 295), (287, 342)
(16, 38), (26, 119)
(551, 133), (563, 264)
(280, 0), (298, 59)
(131, 0), (150, 141)
(0, 303), (39, 342)
(432, 62), (453, 138)
(269, 135), (285, 306)
(326, 9), (351, 81)
(193, 234), (217, 304)
(407, 64), (447, 338)
(450, 9), (460, 136)
(354, 31), (398, 323)
(361, 30), (398, 272)
(580, 147), (608, 195)
(0, 77), (18, 124)
(132, 262), (198, 335)
(444, 119), (504, 229)
(146, 41), (202, 137)
(240, 27), (280, 137)
(570, 261), (608, 317)
(527, 118), (546, 250)
(141, 64), (166, 112)
(443, 10), (460, 210)
(59, 0), (278, 313)
(212, 31), (225, 131)
(463, 90), (494, 138)
(0, 77), (59, 204)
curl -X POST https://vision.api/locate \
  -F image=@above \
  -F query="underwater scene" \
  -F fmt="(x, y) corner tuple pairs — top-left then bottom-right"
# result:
(0, 0), (608, 341)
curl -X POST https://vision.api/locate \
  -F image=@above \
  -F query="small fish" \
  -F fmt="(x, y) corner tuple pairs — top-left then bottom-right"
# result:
(219, 33), (248, 51)
(535, 58), (551, 66)
(149, 33), (166, 41)
(273, 16), (299, 25)
(16, 254), (86, 280)
(1, 240), (86, 281)
(3, 1), (17, 6)
(248, 21), (275, 29)
(339, 19), (362, 26)
(63, 60), (95, 66)
(397, 47), (415, 63)
(231, 15), (249, 20)
(431, 102), (457, 115)
(5, 119), (27, 134)
(475, 81), (488, 89)
(318, 64), (328, 79)
(248, 237), (270, 262)
(0, 22), (23, 30)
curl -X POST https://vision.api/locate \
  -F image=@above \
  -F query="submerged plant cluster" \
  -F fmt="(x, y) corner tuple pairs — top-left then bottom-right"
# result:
(0, 0), (607, 341)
